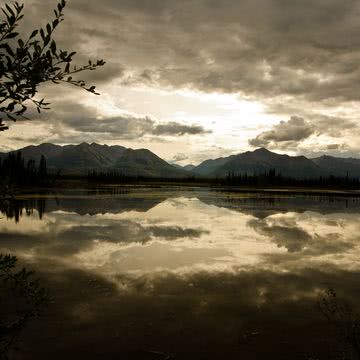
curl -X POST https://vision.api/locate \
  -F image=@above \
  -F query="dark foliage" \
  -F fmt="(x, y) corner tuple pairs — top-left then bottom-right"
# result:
(0, 1), (106, 358)
(88, 169), (129, 183)
(220, 169), (360, 188)
(0, 254), (48, 359)
(87, 168), (360, 189)
(0, 152), (55, 189)
(0, 198), (46, 223)
(0, 0), (105, 131)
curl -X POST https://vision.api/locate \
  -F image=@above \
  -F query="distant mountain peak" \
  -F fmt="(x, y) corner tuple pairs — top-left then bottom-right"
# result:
(253, 147), (272, 154)
(193, 146), (320, 178)
(39, 142), (59, 147)
(183, 164), (196, 171)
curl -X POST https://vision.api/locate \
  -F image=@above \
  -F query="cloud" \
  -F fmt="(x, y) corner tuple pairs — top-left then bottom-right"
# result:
(248, 216), (354, 255)
(172, 153), (189, 162)
(310, 115), (358, 137)
(249, 116), (314, 148)
(60, 115), (209, 140)
(10, 99), (211, 144)
(6, 0), (360, 159)
(248, 217), (312, 253)
(152, 122), (211, 136)
(17, 0), (360, 103)
(248, 114), (359, 150)
(0, 144), (14, 153)
(148, 226), (209, 240)
(0, 216), (209, 256)
(326, 144), (342, 150)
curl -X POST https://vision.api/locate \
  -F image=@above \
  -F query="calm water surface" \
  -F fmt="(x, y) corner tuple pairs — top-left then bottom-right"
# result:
(1, 187), (360, 359)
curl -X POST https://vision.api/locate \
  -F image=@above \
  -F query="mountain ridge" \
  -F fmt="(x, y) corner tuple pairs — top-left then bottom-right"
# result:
(192, 147), (360, 178)
(0, 142), (188, 178)
(201, 147), (321, 178)
(1, 143), (360, 179)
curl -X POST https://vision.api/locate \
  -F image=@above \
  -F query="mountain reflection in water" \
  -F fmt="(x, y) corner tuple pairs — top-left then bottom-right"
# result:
(1, 187), (360, 359)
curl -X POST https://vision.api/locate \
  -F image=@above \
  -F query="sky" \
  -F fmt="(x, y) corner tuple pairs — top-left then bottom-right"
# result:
(1, 0), (360, 164)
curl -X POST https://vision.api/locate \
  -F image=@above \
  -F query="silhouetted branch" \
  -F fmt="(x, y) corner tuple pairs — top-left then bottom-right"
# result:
(0, 0), (105, 130)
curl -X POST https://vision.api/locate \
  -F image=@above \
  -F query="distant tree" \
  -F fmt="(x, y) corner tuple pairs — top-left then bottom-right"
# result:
(0, 152), (54, 188)
(0, 0), (105, 131)
(38, 155), (47, 177)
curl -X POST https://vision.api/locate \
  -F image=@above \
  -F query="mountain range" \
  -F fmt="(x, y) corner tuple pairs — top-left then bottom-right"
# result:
(0, 143), (186, 177)
(1, 143), (360, 179)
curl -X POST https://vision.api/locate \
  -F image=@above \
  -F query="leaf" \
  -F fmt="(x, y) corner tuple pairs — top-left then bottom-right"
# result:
(1, 8), (8, 19)
(6, 113), (16, 121)
(29, 29), (38, 39)
(50, 40), (56, 55)
(0, 43), (14, 56)
(44, 35), (50, 47)
(8, 15), (15, 26)
(5, 32), (19, 39)
(5, 4), (15, 17)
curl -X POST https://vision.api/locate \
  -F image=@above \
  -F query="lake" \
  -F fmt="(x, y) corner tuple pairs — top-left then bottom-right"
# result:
(1, 186), (360, 359)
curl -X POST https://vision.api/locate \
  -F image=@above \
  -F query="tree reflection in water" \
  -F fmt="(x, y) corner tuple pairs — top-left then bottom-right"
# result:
(0, 199), (46, 223)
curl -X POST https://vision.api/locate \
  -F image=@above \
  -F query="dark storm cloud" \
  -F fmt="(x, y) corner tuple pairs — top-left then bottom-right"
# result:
(16, 0), (360, 103)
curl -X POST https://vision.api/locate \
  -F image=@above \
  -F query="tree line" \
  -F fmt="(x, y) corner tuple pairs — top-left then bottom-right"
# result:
(0, 151), (54, 187)
(221, 169), (360, 188)
(87, 168), (360, 189)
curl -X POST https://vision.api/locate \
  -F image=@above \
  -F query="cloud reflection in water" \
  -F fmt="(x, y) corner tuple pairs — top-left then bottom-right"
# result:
(1, 189), (360, 359)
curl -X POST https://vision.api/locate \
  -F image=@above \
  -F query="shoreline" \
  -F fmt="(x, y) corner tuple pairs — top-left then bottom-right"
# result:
(5, 180), (360, 198)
